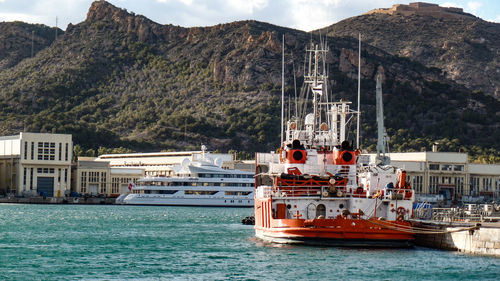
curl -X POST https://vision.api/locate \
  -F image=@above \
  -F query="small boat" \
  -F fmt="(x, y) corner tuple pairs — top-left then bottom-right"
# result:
(253, 41), (414, 247)
(122, 147), (254, 207)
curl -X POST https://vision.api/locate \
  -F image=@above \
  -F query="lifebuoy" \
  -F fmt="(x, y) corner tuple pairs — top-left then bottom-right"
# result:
(396, 207), (406, 215)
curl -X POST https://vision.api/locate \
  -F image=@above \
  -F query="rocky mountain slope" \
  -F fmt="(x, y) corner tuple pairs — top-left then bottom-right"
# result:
(0, 1), (498, 162)
(0, 22), (63, 70)
(320, 3), (500, 99)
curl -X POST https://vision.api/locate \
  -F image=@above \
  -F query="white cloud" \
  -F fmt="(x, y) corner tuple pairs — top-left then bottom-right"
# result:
(0, 12), (47, 24)
(440, 2), (461, 8)
(226, 0), (268, 14)
(467, 1), (482, 14)
(288, 0), (344, 31)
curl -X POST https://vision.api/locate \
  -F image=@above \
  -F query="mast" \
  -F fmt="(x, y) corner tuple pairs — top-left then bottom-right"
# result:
(281, 35), (285, 146)
(356, 33), (361, 149)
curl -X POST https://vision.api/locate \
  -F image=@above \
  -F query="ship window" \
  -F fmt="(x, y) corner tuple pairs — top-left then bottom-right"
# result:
(224, 191), (251, 196)
(159, 190), (178, 194)
(316, 204), (326, 218)
(185, 190), (218, 195)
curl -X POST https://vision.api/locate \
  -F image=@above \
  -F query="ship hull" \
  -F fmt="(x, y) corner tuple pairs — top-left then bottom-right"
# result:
(255, 228), (414, 247)
(254, 199), (414, 247)
(122, 195), (253, 207)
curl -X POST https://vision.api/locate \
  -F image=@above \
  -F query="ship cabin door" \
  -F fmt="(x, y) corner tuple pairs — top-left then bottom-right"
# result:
(316, 204), (326, 219)
(307, 203), (316, 219)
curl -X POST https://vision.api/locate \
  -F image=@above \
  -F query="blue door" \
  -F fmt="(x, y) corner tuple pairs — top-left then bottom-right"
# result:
(37, 177), (54, 197)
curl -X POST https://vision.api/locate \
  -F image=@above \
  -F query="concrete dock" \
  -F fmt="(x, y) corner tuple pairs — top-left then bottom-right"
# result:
(412, 220), (500, 257)
(0, 196), (116, 205)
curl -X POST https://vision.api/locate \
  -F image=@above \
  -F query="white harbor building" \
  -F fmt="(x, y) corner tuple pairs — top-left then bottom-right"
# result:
(0, 132), (73, 197)
(363, 151), (500, 202)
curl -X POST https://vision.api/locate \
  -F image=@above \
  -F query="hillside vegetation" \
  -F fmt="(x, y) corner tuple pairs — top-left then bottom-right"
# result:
(0, 1), (498, 163)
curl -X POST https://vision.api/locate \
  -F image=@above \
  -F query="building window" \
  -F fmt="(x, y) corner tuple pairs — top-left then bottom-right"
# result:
(455, 177), (464, 195)
(89, 172), (99, 183)
(23, 168), (27, 186)
(37, 142), (56, 161)
(37, 168), (54, 174)
(429, 164), (439, 170)
(64, 169), (68, 183)
(30, 168), (33, 190)
(470, 177), (480, 196)
(483, 178), (492, 192)
(429, 176), (439, 194)
(31, 142), (34, 160)
(112, 178), (120, 193)
(453, 165), (464, 171)
(59, 143), (62, 161)
(65, 143), (68, 161)
(81, 171), (87, 193)
(24, 142), (28, 160)
(441, 164), (452, 171)
(441, 176), (452, 184)
(412, 176), (423, 193)
(100, 172), (107, 194)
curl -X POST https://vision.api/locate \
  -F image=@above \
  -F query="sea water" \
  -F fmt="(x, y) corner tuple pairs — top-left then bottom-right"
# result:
(0, 204), (499, 280)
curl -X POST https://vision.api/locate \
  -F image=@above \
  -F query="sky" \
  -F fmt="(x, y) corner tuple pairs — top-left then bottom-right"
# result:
(0, 0), (498, 32)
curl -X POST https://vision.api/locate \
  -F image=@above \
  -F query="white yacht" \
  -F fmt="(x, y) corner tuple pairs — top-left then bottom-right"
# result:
(121, 151), (254, 207)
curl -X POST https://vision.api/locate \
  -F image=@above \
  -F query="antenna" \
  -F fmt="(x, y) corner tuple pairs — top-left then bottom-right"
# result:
(31, 30), (34, 58)
(281, 34), (285, 147)
(292, 58), (298, 118)
(356, 33), (361, 149)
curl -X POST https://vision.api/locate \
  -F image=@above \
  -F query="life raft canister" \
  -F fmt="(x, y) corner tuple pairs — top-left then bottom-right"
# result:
(285, 139), (307, 164)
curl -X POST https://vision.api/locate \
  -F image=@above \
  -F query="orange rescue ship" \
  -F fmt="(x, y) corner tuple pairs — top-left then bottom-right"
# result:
(253, 42), (414, 247)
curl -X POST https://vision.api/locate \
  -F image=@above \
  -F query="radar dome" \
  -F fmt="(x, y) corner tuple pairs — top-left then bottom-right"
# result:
(214, 157), (223, 167)
(181, 158), (191, 168)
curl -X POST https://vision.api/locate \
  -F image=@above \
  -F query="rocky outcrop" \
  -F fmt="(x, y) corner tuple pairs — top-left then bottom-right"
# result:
(86, 0), (187, 42)
(322, 4), (500, 99)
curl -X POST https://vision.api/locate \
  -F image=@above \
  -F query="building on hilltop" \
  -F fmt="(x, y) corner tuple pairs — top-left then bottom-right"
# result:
(0, 132), (72, 197)
(366, 2), (471, 19)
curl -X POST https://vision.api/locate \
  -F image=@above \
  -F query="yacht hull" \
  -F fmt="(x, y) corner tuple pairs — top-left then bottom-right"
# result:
(122, 195), (253, 207)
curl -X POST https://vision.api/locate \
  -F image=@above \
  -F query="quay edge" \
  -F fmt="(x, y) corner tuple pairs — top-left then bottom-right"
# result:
(412, 219), (500, 257)
(0, 197), (116, 205)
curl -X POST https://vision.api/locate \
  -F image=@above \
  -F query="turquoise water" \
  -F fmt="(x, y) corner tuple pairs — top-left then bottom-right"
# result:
(0, 204), (499, 280)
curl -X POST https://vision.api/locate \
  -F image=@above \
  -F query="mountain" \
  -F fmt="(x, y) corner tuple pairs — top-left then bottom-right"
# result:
(319, 2), (500, 99)
(0, 1), (498, 162)
(0, 21), (63, 70)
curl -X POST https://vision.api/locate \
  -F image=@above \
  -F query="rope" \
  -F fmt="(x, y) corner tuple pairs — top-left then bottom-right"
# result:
(363, 218), (480, 234)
